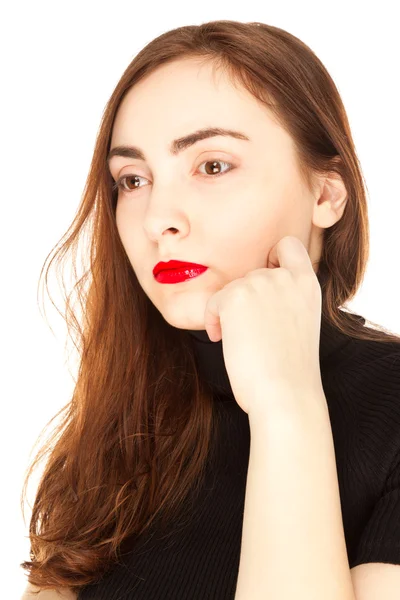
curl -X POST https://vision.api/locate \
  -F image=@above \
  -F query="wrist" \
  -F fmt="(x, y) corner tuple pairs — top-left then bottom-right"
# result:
(247, 380), (327, 425)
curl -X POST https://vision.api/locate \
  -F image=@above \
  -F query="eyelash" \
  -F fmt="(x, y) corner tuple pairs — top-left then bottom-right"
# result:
(111, 159), (236, 195)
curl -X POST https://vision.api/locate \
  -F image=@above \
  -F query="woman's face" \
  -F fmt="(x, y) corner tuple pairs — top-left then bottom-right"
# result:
(109, 58), (344, 331)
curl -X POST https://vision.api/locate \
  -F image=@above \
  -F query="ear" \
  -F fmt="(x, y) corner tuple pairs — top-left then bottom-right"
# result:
(312, 166), (348, 229)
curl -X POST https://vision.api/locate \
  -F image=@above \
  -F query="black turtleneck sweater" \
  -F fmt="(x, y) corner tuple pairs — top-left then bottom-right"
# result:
(78, 312), (400, 599)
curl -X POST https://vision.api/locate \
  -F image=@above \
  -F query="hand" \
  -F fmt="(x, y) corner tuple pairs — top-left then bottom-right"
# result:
(203, 236), (323, 415)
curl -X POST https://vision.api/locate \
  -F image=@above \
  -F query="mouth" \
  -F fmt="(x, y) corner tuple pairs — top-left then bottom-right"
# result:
(153, 263), (209, 284)
(153, 260), (208, 276)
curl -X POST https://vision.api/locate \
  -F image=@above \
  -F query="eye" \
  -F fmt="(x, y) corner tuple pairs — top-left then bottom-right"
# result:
(197, 158), (234, 177)
(112, 174), (145, 194)
(111, 158), (236, 195)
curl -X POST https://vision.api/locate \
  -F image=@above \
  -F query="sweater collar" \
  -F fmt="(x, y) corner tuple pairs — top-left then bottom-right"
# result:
(185, 311), (365, 398)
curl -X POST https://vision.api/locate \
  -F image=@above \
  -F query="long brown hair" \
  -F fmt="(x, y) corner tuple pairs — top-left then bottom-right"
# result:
(20, 19), (400, 595)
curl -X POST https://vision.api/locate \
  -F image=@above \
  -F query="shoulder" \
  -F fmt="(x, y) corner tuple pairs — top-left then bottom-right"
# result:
(339, 338), (400, 468)
(342, 332), (400, 386)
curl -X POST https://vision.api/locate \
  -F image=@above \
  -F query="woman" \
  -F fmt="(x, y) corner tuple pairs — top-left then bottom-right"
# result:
(21, 19), (400, 599)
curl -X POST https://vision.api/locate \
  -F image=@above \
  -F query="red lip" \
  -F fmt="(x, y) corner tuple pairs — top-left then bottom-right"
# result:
(153, 260), (208, 276)
(155, 265), (208, 284)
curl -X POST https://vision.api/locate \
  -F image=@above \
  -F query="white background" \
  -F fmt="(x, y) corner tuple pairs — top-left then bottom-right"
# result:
(1, 1), (399, 597)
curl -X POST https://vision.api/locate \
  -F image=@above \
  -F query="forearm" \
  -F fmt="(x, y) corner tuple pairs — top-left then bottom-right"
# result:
(234, 387), (355, 600)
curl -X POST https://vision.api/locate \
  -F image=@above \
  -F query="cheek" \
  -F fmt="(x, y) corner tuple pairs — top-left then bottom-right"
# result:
(115, 205), (128, 244)
(115, 218), (142, 273)
(211, 196), (290, 275)
(215, 198), (271, 247)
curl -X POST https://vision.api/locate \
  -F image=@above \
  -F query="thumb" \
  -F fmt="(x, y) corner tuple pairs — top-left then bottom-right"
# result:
(266, 238), (282, 269)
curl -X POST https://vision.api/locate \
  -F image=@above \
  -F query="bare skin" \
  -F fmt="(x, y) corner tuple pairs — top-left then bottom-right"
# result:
(109, 57), (347, 333)
(25, 57), (348, 599)
(21, 583), (77, 599)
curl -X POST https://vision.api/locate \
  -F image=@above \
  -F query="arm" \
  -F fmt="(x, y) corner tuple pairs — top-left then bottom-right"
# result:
(21, 583), (78, 600)
(234, 387), (356, 600)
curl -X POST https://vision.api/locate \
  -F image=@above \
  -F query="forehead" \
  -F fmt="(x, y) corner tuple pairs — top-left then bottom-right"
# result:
(110, 59), (283, 150)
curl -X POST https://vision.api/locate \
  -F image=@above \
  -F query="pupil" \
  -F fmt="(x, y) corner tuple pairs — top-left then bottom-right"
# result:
(207, 161), (220, 174)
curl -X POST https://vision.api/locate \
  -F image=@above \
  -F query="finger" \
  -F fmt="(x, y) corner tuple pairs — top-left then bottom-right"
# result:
(204, 289), (223, 342)
(267, 235), (314, 275)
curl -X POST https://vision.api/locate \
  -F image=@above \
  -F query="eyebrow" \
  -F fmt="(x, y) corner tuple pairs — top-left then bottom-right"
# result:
(106, 127), (251, 164)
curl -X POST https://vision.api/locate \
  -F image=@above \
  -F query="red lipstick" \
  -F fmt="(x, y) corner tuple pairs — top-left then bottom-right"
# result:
(153, 260), (208, 284)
